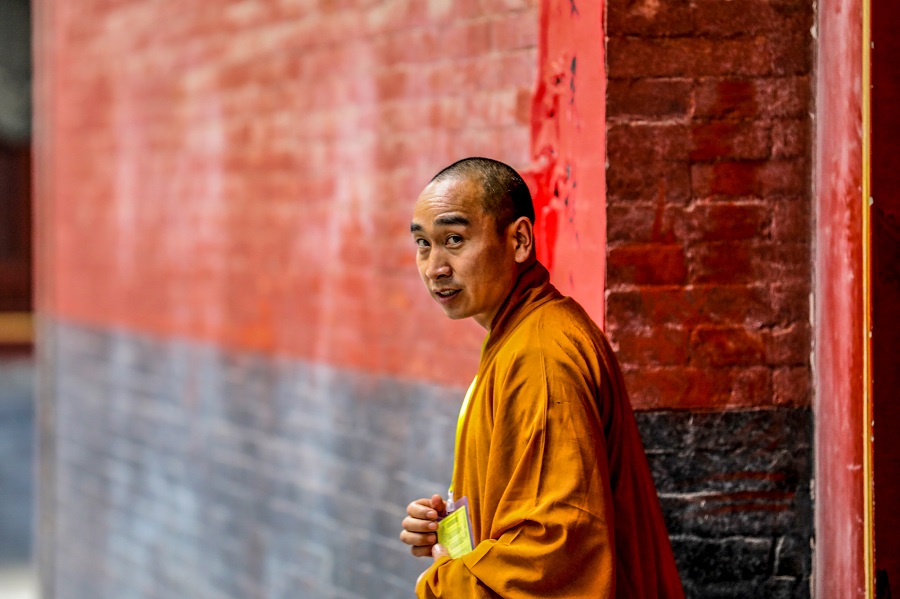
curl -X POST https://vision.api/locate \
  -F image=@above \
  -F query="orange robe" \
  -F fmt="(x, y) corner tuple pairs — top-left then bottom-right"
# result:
(416, 262), (684, 599)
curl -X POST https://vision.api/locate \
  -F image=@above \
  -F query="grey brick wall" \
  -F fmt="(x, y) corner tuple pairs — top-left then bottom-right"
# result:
(39, 322), (812, 598)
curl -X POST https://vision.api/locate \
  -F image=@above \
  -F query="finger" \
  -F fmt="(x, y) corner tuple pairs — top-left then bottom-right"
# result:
(430, 494), (447, 515)
(402, 515), (439, 533)
(432, 543), (449, 560)
(399, 529), (437, 547)
(407, 499), (439, 521)
(412, 544), (434, 558)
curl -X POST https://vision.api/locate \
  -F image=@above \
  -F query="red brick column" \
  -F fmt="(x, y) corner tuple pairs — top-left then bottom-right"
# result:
(605, 0), (814, 411)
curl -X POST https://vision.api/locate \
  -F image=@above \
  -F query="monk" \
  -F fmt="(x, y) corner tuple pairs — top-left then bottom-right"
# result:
(400, 157), (684, 598)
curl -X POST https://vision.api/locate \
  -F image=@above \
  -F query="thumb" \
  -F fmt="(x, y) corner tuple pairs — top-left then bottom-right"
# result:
(432, 543), (449, 560)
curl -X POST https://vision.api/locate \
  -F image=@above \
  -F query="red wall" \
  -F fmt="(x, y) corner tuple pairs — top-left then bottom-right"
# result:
(605, 0), (814, 410)
(36, 1), (542, 387)
(524, 0), (607, 324)
(34, 0), (817, 413)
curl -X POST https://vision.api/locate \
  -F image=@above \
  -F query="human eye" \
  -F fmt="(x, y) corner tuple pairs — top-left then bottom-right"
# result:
(446, 234), (463, 246)
(415, 237), (430, 249)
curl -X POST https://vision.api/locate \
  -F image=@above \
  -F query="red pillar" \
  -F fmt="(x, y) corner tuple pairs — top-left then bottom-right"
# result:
(814, 0), (870, 595)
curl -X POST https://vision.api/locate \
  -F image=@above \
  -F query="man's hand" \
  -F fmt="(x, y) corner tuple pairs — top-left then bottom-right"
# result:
(400, 494), (447, 557)
(416, 543), (451, 587)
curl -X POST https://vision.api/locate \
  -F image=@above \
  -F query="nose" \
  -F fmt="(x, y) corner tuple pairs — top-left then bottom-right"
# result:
(424, 247), (451, 280)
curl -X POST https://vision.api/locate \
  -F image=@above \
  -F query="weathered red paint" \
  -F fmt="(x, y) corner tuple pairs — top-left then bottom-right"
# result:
(34, 1), (611, 389)
(32, 1), (540, 388)
(814, 0), (868, 595)
(523, 0), (606, 326)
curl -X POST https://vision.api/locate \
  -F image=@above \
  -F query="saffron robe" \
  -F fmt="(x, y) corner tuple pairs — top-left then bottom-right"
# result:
(416, 262), (684, 599)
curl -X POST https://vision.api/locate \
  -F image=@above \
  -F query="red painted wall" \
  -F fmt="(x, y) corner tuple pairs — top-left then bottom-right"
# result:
(35, 0), (614, 390)
(524, 0), (606, 324)
(814, 0), (867, 595)
(35, 1), (543, 387)
(34, 0), (818, 414)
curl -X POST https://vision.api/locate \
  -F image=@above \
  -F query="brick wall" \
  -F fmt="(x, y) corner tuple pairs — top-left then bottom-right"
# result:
(33, 0), (818, 598)
(606, 0), (814, 411)
(34, 1), (541, 598)
(48, 324), (462, 599)
(45, 323), (811, 599)
(605, 0), (815, 596)
(37, 0), (539, 387)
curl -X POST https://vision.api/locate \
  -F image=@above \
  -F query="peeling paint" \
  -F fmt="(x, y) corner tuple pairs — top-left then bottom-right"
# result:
(522, 0), (606, 325)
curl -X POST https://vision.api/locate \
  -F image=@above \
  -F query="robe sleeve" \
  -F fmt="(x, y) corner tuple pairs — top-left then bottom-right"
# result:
(416, 335), (616, 599)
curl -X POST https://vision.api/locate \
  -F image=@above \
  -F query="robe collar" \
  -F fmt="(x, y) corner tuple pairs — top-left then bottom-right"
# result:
(482, 260), (561, 361)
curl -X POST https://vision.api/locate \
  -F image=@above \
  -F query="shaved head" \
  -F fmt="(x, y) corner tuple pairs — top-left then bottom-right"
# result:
(429, 157), (534, 232)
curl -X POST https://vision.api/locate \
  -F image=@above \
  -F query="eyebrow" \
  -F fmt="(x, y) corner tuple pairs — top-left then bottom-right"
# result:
(409, 214), (471, 234)
(435, 214), (471, 227)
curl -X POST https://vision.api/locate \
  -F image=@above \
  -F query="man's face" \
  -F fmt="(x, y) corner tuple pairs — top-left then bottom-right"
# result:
(410, 177), (519, 330)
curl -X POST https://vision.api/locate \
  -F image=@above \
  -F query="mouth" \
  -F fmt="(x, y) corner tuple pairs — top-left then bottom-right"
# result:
(433, 288), (461, 302)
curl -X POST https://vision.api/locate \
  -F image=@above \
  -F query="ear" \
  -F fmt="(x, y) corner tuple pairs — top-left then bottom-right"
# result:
(509, 216), (534, 264)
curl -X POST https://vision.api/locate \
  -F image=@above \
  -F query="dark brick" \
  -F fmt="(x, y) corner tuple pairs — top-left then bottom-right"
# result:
(608, 122), (692, 162)
(621, 366), (771, 409)
(767, 31), (813, 76)
(773, 366), (811, 406)
(607, 78), (692, 119)
(771, 199), (812, 240)
(764, 324), (811, 366)
(690, 325), (766, 366)
(693, 77), (812, 119)
(608, 243), (688, 285)
(607, 202), (682, 244)
(636, 406), (813, 453)
(607, 160), (692, 204)
(670, 536), (772, 584)
(609, 37), (775, 78)
(771, 283), (812, 326)
(693, 0), (812, 38)
(609, 324), (691, 365)
(690, 120), (772, 162)
(677, 202), (771, 242)
(686, 241), (762, 285)
(648, 447), (807, 497)
(691, 160), (808, 198)
(607, 0), (694, 37)
(775, 535), (810, 578)
(762, 577), (807, 599)
(771, 118), (810, 158)
(606, 285), (775, 330)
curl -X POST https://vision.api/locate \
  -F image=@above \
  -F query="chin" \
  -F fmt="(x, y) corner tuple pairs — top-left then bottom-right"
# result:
(441, 306), (471, 320)
(444, 311), (468, 320)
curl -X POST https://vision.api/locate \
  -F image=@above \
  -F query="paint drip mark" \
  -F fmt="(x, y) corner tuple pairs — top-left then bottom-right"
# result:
(570, 57), (577, 104)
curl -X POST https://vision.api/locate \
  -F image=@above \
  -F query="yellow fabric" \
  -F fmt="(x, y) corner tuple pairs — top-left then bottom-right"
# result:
(416, 262), (684, 599)
(449, 375), (478, 506)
